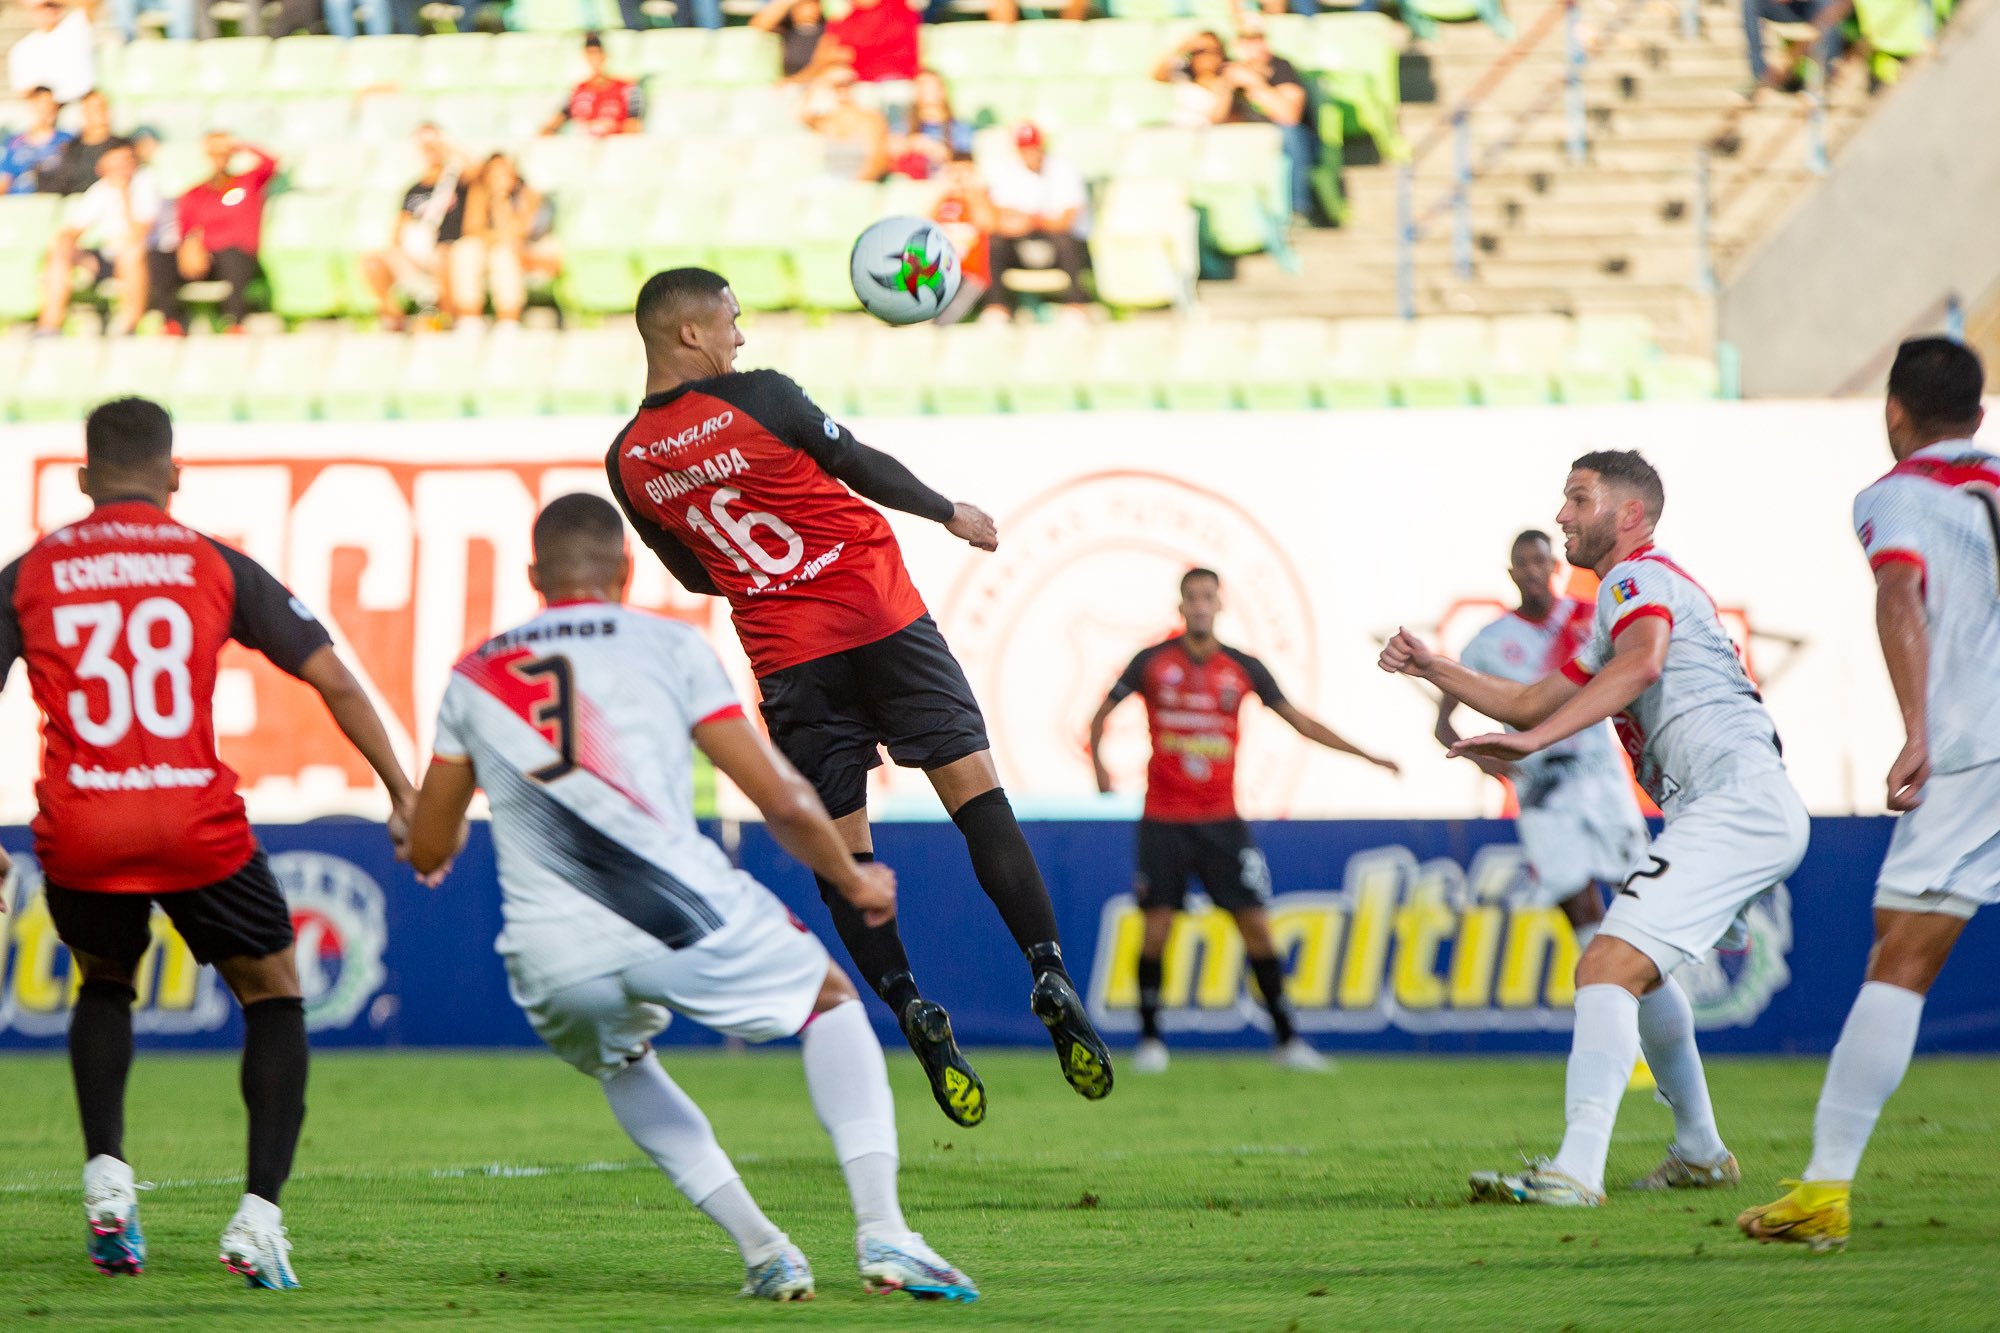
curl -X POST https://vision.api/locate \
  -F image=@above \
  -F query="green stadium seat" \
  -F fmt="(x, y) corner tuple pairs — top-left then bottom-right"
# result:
(490, 33), (575, 91)
(557, 188), (650, 312)
(474, 325), (560, 417)
(851, 325), (938, 417)
(205, 97), (281, 140)
(109, 40), (199, 99)
(394, 329), (482, 418)
(1114, 127), (1198, 182)
(1636, 355), (1720, 402)
(10, 337), (109, 422)
(1098, 79), (1174, 131)
(785, 324), (857, 416)
(320, 332), (406, 419)
(921, 23), (1012, 83)
(264, 36), (349, 98)
(358, 139), (426, 191)
(0, 194), (62, 324)
(1257, 14), (1315, 65)
(1086, 320), (1171, 410)
(701, 28), (782, 86)
(1162, 319), (1249, 411)
(930, 321), (1016, 414)
(1554, 313), (1652, 404)
(551, 327), (642, 414)
(274, 95), (356, 146)
(630, 28), (712, 84)
(166, 336), (257, 421)
(950, 78), (1029, 129)
(191, 38), (272, 100)
(1320, 316), (1408, 409)
(1473, 313), (1568, 406)
(427, 91), (510, 143)
(501, 90), (562, 140)
(596, 131), (675, 181)
(1090, 178), (1197, 310)
(1108, 0), (1184, 21)
(517, 135), (603, 197)
(638, 184), (727, 277)
(118, 98), (212, 146)
(411, 35), (496, 94)
(147, 140), (217, 196)
(1572, 312), (1654, 363)
(1312, 13), (1404, 157)
(1191, 122), (1284, 256)
(1006, 321), (1092, 412)
(723, 87), (800, 137)
(240, 327), (332, 420)
(645, 87), (730, 135)
(1079, 19), (1162, 78)
(1239, 317), (1328, 411)
(1010, 20), (1088, 79)
(711, 186), (799, 310)
(340, 189), (405, 317)
(1023, 80), (1107, 131)
(791, 180), (878, 311)
(1392, 313), (1486, 408)
(341, 35), (420, 93)
(508, 0), (607, 31)
(353, 92), (430, 143)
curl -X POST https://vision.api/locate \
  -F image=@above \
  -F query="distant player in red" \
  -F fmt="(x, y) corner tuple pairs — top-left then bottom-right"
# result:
(1087, 568), (1399, 1073)
(0, 399), (417, 1289)
(605, 267), (1111, 1128)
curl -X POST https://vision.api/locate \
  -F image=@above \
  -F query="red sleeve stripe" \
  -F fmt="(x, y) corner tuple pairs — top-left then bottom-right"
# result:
(429, 752), (471, 766)
(1611, 604), (1674, 641)
(696, 703), (746, 727)
(1868, 549), (1925, 575)
(1560, 658), (1594, 685)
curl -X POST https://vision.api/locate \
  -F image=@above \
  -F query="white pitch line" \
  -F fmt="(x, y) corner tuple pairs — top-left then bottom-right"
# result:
(0, 1158), (682, 1197)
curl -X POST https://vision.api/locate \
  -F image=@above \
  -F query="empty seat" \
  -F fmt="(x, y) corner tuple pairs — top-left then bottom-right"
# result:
(1161, 319), (1251, 412)
(1085, 320), (1172, 411)
(191, 37), (272, 99)
(410, 34), (496, 94)
(319, 332), (407, 419)
(341, 35), (420, 93)
(851, 325), (939, 417)
(1090, 178), (1197, 310)
(264, 36), (348, 97)
(1321, 316), (1411, 409)
(395, 328), (484, 418)
(240, 326), (334, 420)
(1240, 317), (1331, 411)
(0, 194), (62, 323)
(9, 337), (107, 422)
(167, 336), (257, 421)
(931, 321), (1018, 414)
(1007, 321), (1094, 412)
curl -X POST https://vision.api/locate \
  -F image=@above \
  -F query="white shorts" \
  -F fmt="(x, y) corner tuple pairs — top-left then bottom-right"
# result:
(1875, 759), (2000, 920)
(1599, 771), (1809, 976)
(1515, 764), (1650, 906)
(516, 884), (831, 1080)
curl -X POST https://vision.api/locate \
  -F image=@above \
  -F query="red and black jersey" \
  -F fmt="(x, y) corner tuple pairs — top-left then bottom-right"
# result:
(607, 369), (950, 679)
(1109, 637), (1287, 823)
(558, 76), (646, 136)
(0, 500), (332, 894)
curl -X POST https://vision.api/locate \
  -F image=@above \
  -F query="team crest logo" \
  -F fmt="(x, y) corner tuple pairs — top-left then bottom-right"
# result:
(1609, 577), (1641, 605)
(1679, 885), (1794, 1029)
(273, 852), (388, 1033)
(1858, 519), (1875, 547)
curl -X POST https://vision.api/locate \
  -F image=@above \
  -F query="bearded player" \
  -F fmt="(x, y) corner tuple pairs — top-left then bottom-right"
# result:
(1380, 450), (1808, 1207)
(0, 399), (418, 1287)
(1087, 567), (1399, 1073)
(605, 267), (1111, 1128)
(1740, 339), (1998, 1251)
(1437, 531), (1648, 953)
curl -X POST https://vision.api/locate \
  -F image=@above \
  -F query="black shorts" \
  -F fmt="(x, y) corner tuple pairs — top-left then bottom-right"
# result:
(43, 849), (296, 970)
(757, 614), (991, 820)
(1135, 819), (1273, 913)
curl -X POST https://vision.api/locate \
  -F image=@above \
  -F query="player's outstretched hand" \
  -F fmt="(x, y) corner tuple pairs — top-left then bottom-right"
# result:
(1448, 731), (1542, 763)
(1887, 735), (1930, 812)
(848, 861), (898, 927)
(1093, 759), (1114, 794)
(947, 502), (999, 552)
(1377, 627), (1435, 676)
(1371, 755), (1402, 777)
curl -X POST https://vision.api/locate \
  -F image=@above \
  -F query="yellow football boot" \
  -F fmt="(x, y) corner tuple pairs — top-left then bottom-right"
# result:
(1737, 1180), (1850, 1252)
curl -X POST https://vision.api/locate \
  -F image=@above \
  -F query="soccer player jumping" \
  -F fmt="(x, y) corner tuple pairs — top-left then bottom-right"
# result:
(0, 399), (419, 1287)
(1380, 450), (1808, 1207)
(1088, 567), (1398, 1072)
(1740, 339), (1998, 1252)
(605, 268), (1112, 1126)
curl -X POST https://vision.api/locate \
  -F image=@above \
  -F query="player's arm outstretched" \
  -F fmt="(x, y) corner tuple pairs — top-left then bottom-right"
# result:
(406, 757), (475, 880)
(1434, 697), (1514, 780)
(693, 713), (897, 925)
(297, 648), (423, 840)
(1871, 559), (1931, 810)
(1270, 701), (1400, 775)
(1086, 694), (1123, 793)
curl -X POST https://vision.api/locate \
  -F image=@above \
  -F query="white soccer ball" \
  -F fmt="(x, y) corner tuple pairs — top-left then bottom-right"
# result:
(850, 216), (962, 326)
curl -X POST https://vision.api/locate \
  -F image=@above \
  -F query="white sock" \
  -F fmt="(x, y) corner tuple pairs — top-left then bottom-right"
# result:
(1636, 976), (1727, 1164)
(1550, 984), (1640, 1195)
(800, 999), (906, 1236)
(1803, 981), (1924, 1182)
(232, 1193), (281, 1229)
(603, 1051), (785, 1264)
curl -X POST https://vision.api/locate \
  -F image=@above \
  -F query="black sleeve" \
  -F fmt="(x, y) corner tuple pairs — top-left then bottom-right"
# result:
(1225, 647), (1287, 708)
(1272, 56), (1305, 90)
(734, 370), (955, 524)
(606, 430), (722, 597)
(0, 557), (23, 689)
(1106, 646), (1154, 704)
(208, 540), (334, 679)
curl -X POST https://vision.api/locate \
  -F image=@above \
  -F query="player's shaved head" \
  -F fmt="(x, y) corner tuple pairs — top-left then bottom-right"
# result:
(1887, 337), (1985, 449)
(1569, 450), (1664, 523)
(80, 397), (178, 507)
(636, 267), (745, 389)
(531, 494), (630, 600)
(636, 267), (731, 347)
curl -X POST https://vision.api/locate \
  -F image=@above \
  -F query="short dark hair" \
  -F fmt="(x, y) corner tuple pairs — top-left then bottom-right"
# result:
(635, 267), (730, 345)
(27, 84), (54, 99)
(85, 397), (173, 471)
(1511, 529), (1552, 556)
(1888, 337), (1985, 433)
(533, 493), (625, 564)
(1570, 449), (1664, 522)
(582, 29), (603, 48)
(1180, 566), (1220, 595)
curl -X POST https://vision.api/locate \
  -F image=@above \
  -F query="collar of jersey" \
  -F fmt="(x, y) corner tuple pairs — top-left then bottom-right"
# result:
(542, 597), (611, 609)
(91, 495), (168, 514)
(1910, 438), (1983, 459)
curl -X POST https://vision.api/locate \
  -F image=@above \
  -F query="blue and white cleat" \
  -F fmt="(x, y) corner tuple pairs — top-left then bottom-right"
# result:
(740, 1242), (815, 1301)
(859, 1231), (979, 1303)
(83, 1155), (145, 1276)
(219, 1195), (301, 1289)
(1468, 1159), (1604, 1207)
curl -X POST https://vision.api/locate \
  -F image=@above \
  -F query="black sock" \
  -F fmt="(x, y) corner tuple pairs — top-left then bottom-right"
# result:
(949, 788), (1063, 968)
(241, 996), (309, 1204)
(814, 852), (922, 1014)
(1136, 956), (1164, 1040)
(1248, 954), (1296, 1045)
(70, 979), (136, 1162)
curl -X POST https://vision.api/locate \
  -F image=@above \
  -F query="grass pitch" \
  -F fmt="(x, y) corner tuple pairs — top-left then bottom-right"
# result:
(0, 1049), (1994, 1331)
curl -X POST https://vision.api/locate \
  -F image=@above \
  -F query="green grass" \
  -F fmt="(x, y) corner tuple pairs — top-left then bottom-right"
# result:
(0, 1051), (1995, 1331)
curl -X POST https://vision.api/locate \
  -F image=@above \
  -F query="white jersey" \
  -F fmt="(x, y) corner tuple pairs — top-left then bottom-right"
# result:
(431, 601), (758, 1007)
(1460, 599), (1628, 806)
(1852, 440), (2000, 775)
(1565, 545), (1783, 813)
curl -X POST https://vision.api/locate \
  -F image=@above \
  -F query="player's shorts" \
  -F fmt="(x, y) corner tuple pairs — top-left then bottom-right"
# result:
(1514, 759), (1651, 906)
(756, 614), (990, 820)
(1874, 758), (2000, 920)
(42, 849), (295, 969)
(1135, 819), (1272, 913)
(518, 883), (832, 1080)
(1598, 771), (1808, 977)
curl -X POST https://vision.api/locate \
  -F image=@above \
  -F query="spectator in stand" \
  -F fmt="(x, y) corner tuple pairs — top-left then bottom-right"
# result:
(148, 131), (276, 335)
(801, 66), (890, 182)
(1156, 30), (1234, 128)
(0, 87), (75, 195)
(40, 90), (127, 196)
(451, 153), (557, 325)
(107, 0), (199, 41)
(793, 0), (919, 87)
(985, 122), (1091, 321)
(887, 68), (973, 181)
(360, 125), (467, 330)
(320, 0), (394, 38)
(751, 0), (828, 80)
(930, 149), (994, 324)
(1742, 0), (1843, 94)
(38, 140), (159, 335)
(1225, 25), (1321, 225)
(8, 0), (95, 105)
(541, 33), (646, 138)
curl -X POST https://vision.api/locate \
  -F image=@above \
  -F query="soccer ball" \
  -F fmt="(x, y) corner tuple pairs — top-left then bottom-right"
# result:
(850, 216), (962, 326)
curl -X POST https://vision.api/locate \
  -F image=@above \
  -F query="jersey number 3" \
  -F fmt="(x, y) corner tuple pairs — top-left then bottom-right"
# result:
(509, 655), (577, 783)
(53, 598), (196, 748)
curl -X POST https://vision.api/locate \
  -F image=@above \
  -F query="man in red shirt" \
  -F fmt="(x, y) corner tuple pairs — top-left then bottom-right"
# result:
(606, 267), (1113, 1128)
(540, 32), (646, 138)
(150, 132), (276, 334)
(0, 399), (418, 1289)
(1088, 568), (1399, 1073)
(802, 0), (919, 84)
